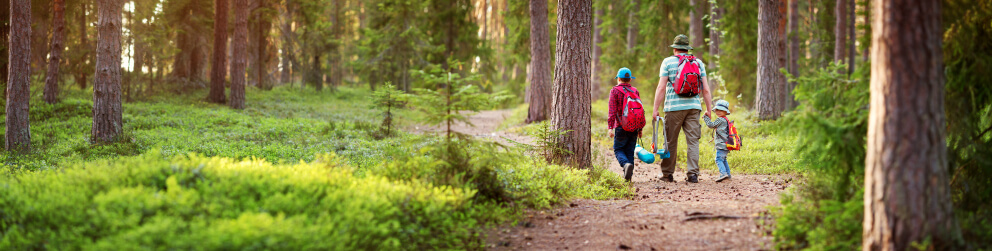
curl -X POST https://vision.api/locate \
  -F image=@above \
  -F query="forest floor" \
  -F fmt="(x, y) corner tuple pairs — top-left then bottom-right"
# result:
(425, 110), (791, 251)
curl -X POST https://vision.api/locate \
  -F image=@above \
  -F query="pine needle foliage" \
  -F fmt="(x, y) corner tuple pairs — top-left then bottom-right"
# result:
(370, 83), (408, 138)
(406, 60), (513, 202)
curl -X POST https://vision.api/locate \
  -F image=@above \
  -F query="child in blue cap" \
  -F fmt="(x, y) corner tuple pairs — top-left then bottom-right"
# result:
(608, 67), (646, 182)
(704, 100), (733, 182)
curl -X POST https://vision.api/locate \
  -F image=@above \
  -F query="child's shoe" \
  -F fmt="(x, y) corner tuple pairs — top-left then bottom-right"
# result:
(715, 175), (730, 182)
(623, 163), (634, 182)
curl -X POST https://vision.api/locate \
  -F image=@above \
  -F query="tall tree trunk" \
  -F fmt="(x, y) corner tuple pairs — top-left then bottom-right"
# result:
(75, 3), (88, 90)
(44, 0), (66, 104)
(6, 0), (30, 153)
(591, 7), (603, 100)
(230, 0), (248, 109)
(526, 0), (551, 123)
(92, 0), (123, 143)
(708, 3), (723, 91)
(787, 0), (799, 110)
(862, 0), (870, 62)
(755, 0), (787, 120)
(0, 0), (9, 95)
(249, 0), (273, 90)
(834, 0), (847, 64)
(550, 0), (592, 168)
(689, 0), (705, 55)
(625, 0), (638, 52)
(209, 0), (229, 103)
(280, 0), (293, 84)
(846, 0), (856, 75)
(864, 0), (961, 249)
(482, 0), (488, 41)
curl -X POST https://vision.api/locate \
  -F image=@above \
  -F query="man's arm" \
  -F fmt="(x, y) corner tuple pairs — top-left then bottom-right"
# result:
(701, 77), (713, 117)
(653, 78), (666, 118)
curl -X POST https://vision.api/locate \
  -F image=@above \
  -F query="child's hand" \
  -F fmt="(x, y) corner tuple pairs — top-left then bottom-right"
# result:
(608, 129), (615, 138)
(705, 110), (712, 118)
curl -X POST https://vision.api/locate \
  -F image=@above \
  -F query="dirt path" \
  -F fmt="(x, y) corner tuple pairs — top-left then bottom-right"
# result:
(424, 110), (789, 250)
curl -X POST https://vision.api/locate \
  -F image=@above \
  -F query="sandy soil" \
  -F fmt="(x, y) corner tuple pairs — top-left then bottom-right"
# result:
(418, 110), (790, 251)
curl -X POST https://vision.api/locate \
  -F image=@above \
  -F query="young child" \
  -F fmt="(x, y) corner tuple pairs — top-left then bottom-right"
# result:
(608, 68), (644, 182)
(704, 100), (733, 182)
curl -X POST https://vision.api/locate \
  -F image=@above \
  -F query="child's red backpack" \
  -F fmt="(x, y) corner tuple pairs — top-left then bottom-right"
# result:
(723, 117), (743, 151)
(617, 86), (646, 132)
(671, 55), (703, 97)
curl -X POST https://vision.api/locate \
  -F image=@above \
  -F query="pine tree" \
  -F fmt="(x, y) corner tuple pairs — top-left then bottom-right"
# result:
(208, 0), (229, 104)
(526, 0), (551, 123)
(6, 0), (31, 152)
(550, 0), (592, 168)
(92, 0), (123, 143)
(863, 0), (961, 249)
(755, 0), (787, 120)
(43, 0), (66, 104)
(229, 0), (249, 109)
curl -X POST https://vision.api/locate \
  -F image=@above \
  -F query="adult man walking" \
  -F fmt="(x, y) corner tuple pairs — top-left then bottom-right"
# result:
(652, 34), (715, 183)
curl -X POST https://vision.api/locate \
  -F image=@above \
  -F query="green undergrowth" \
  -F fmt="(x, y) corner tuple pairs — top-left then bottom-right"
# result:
(0, 84), (630, 249)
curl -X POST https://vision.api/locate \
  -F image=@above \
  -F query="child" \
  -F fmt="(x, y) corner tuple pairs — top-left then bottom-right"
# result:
(704, 100), (732, 182)
(608, 68), (645, 182)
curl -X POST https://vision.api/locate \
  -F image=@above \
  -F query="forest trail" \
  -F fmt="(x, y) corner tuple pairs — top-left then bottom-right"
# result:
(435, 110), (790, 250)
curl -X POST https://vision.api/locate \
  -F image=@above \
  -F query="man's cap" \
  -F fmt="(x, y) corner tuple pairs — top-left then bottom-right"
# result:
(713, 100), (731, 114)
(615, 67), (636, 79)
(669, 34), (693, 50)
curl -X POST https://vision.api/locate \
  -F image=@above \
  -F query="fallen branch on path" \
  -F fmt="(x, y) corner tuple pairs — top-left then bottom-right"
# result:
(681, 211), (748, 221)
(682, 214), (749, 221)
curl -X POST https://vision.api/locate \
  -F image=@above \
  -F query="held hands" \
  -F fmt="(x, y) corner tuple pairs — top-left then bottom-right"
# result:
(704, 110), (712, 118)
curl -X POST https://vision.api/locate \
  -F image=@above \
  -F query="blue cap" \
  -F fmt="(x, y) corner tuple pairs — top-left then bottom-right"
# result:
(615, 68), (636, 79)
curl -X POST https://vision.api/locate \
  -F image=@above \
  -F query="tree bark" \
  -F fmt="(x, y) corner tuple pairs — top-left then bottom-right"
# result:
(44, 0), (66, 104)
(0, 0), (9, 94)
(755, 0), (787, 120)
(6, 0), (30, 153)
(787, 0), (799, 110)
(863, 0), (961, 249)
(209, 0), (229, 103)
(74, 3), (88, 90)
(92, 0), (123, 144)
(550, 0), (592, 168)
(526, 0), (551, 123)
(689, 0), (705, 55)
(847, 0), (856, 75)
(591, 6), (603, 100)
(280, 0), (293, 84)
(249, 0), (273, 90)
(625, 0), (639, 52)
(709, 3), (723, 91)
(230, 0), (248, 109)
(834, 0), (847, 64)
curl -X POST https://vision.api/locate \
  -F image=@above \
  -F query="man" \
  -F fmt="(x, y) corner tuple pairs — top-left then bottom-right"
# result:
(652, 34), (714, 183)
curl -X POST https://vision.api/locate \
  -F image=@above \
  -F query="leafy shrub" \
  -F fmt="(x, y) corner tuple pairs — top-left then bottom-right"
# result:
(0, 151), (482, 250)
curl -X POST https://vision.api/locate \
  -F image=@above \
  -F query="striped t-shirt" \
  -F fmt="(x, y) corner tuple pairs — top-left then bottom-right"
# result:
(659, 53), (707, 112)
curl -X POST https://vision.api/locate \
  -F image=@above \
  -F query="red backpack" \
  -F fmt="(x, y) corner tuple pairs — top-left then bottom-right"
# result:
(671, 55), (703, 97)
(723, 117), (743, 151)
(617, 86), (646, 132)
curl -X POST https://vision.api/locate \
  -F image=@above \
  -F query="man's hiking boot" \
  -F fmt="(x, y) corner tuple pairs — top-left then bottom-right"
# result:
(623, 163), (634, 182)
(686, 174), (699, 183)
(715, 175), (730, 182)
(659, 174), (675, 183)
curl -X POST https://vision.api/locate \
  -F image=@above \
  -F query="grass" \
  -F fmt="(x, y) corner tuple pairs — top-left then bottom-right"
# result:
(0, 83), (630, 249)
